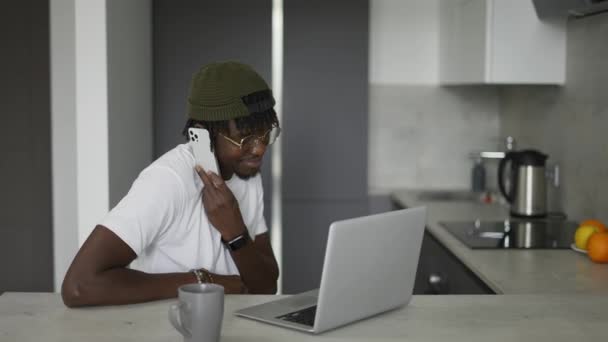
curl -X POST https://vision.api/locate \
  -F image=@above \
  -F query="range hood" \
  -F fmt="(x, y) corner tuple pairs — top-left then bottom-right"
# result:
(533, 0), (608, 18)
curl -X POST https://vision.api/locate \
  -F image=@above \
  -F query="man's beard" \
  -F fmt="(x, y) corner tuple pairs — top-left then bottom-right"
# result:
(234, 168), (259, 180)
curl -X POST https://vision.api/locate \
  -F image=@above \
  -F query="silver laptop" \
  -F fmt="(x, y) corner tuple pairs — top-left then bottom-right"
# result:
(235, 206), (427, 334)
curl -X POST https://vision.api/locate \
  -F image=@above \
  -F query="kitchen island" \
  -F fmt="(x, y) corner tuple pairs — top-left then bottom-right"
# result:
(1, 292), (606, 342)
(392, 190), (608, 295)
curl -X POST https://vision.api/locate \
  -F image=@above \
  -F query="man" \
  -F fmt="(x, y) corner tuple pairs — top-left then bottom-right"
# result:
(62, 61), (280, 307)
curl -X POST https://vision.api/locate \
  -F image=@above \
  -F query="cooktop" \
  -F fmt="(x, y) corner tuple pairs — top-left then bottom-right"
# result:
(439, 219), (579, 249)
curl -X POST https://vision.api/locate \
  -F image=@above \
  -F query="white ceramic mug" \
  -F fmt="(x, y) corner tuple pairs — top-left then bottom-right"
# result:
(169, 283), (224, 342)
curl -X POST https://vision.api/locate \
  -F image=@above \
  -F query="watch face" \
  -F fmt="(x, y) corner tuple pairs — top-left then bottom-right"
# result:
(229, 237), (249, 251)
(225, 233), (250, 251)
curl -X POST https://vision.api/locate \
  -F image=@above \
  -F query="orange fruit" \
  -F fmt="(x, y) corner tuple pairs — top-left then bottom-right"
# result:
(580, 219), (607, 233)
(587, 233), (608, 263)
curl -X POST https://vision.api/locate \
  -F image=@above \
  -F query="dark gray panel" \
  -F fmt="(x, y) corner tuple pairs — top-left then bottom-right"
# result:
(283, 0), (369, 200)
(153, 0), (273, 223)
(367, 195), (394, 215)
(0, 0), (53, 292)
(282, 200), (372, 294)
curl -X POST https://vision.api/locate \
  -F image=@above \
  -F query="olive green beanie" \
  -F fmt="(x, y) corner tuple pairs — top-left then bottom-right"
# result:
(187, 61), (275, 121)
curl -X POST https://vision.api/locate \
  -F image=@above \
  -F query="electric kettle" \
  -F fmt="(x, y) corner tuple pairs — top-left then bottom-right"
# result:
(498, 149), (548, 218)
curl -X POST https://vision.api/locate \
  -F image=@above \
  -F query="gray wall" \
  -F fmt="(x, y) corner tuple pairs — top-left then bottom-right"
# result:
(0, 0), (53, 292)
(107, 0), (154, 207)
(152, 0), (273, 222)
(282, 0), (370, 293)
(500, 13), (608, 222)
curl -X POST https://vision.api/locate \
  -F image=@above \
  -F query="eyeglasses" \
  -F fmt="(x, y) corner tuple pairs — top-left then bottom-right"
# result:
(219, 126), (281, 150)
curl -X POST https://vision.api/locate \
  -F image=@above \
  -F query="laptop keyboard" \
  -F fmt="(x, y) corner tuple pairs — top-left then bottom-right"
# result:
(276, 305), (317, 326)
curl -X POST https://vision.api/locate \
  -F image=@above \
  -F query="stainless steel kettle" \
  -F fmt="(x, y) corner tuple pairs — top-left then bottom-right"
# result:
(498, 150), (548, 218)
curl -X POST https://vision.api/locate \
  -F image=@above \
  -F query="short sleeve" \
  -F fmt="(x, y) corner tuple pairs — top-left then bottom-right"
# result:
(249, 175), (269, 239)
(99, 167), (185, 256)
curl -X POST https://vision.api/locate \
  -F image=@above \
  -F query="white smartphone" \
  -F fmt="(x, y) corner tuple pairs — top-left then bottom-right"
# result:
(188, 127), (219, 174)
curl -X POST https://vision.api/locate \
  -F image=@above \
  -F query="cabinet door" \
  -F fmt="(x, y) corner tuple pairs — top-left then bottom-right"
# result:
(414, 231), (495, 295)
(440, 0), (487, 84)
(440, 0), (566, 84)
(489, 0), (566, 84)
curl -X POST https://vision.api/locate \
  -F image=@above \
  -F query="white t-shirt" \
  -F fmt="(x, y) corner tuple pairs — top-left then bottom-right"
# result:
(99, 143), (268, 275)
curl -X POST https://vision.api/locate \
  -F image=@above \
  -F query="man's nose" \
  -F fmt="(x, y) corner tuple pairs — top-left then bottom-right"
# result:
(248, 139), (267, 156)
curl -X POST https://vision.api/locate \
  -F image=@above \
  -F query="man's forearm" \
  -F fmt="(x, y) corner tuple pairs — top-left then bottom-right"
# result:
(62, 268), (195, 307)
(62, 268), (246, 307)
(230, 243), (279, 294)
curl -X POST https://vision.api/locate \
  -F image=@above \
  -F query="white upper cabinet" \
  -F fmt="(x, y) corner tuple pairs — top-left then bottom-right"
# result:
(439, 0), (566, 85)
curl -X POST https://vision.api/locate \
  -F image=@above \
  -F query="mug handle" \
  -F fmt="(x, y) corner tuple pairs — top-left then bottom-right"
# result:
(169, 303), (191, 338)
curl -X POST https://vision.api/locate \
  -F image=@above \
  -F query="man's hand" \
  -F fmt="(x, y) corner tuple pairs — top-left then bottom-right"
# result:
(196, 166), (247, 241)
(211, 274), (248, 294)
(195, 166), (278, 294)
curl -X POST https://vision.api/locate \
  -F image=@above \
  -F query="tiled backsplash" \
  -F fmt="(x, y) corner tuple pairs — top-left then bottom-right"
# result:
(368, 85), (501, 194)
(500, 13), (608, 222)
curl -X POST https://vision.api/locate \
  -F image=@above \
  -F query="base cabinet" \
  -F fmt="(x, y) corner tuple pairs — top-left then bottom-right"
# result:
(414, 230), (495, 295)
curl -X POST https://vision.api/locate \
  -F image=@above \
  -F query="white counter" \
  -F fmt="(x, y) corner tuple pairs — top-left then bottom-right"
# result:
(1, 292), (607, 342)
(392, 190), (608, 294)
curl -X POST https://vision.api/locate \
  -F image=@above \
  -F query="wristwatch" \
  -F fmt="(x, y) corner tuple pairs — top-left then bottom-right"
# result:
(222, 230), (251, 251)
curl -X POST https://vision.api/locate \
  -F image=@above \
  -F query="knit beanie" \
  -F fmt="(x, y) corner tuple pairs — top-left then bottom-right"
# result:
(187, 61), (275, 121)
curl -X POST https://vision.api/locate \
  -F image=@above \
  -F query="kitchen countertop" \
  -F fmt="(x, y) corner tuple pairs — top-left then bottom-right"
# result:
(391, 190), (608, 295)
(1, 292), (607, 342)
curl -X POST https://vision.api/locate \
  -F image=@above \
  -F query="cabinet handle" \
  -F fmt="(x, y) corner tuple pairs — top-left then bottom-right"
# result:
(428, 273), (448, 294)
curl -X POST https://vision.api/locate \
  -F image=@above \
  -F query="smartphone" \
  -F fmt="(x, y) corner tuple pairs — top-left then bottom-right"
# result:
(188, 127), (219, 174)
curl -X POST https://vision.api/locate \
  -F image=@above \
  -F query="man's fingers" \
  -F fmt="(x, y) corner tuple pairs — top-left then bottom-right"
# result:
(195, 165), (223, 189)
(202, 185), (218, 203)
(196, 165), (220, 191)
(206, 171), (226, 189)
(195, 165), (211, 185)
